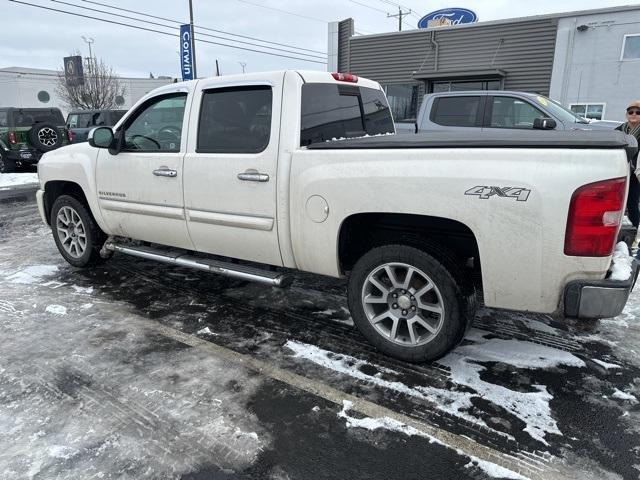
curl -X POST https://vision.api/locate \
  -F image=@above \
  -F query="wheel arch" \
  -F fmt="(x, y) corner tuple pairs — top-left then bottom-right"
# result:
(43, 180), (93, 227)
(337, 212), (480, 275)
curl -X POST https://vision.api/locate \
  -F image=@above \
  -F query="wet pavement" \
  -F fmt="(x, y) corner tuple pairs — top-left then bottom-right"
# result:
(0, 181), (639, 479)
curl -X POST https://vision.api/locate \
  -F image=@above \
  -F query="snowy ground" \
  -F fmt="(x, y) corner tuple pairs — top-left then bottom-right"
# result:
(0, 172), (39, 190)
(0, 190), (639, 479)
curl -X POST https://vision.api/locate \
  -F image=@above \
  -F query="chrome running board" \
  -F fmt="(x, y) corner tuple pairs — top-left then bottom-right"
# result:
(104, 241), (292, 288)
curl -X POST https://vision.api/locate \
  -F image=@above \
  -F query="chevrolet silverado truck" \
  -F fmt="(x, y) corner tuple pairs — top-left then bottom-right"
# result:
(35, 70), (639, 362)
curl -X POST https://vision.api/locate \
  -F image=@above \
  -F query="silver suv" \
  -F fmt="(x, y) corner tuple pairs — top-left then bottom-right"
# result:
(403, 91), (613, 133)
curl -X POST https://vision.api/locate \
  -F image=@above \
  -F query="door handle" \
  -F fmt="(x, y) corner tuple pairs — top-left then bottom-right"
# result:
(237, 169), (269, 182)
(153, 167), (178, 178)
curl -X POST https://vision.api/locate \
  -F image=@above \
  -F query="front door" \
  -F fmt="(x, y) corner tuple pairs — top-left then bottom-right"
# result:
(96, 91), (194, 250)
(183, 76), (283, 266)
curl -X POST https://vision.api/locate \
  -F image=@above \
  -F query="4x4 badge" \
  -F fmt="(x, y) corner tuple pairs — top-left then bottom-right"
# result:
(465, 186), (531, 202)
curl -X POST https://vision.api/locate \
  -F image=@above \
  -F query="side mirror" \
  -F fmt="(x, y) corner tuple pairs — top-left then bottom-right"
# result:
(88, 127), (114, 148)
(533, 117), (557, 130)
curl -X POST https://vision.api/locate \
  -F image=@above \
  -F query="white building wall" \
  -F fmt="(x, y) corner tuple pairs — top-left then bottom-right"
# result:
(0, 67), (172, 117)
(549, 10), (640, 122)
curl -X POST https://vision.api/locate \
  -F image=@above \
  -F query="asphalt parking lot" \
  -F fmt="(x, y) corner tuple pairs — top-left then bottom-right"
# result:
(0, 182), (639, 480)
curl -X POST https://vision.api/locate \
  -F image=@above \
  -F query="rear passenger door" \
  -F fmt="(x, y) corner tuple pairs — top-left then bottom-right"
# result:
(425, 95), (486, 131)
(183, 74), (284, 266)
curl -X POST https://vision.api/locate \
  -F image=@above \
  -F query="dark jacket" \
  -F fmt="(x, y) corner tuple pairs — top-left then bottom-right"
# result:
(616, 123), (640, 169)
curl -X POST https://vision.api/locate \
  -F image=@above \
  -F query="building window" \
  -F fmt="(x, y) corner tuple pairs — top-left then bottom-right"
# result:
(621, 34), (640, 60)
(383, 83), (418, 122)
(569, 103), (605, 120)
(37, 90), (50, 103)
(431, 79), (501, 93)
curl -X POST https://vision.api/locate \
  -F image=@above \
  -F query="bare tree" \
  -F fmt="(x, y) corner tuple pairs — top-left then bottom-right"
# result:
(56, 56), (126, 110)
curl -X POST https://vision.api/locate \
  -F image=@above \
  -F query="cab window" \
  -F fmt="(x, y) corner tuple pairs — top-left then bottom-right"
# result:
(123, 94), (187, 152)
(490, 96), (545, 129)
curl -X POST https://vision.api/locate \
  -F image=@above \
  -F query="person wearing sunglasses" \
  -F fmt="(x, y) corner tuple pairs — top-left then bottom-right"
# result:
(615, 101), (640, 230)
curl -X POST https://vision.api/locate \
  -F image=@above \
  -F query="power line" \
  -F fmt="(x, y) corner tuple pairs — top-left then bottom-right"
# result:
(348, 0), (389, 15)
(236, 0), (330, 24)
(8, 0), (327, 64)
(80, 0), (327, 55)
(50, 0), (326, 60)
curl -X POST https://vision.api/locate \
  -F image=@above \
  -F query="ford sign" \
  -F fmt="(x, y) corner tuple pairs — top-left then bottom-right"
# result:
(418, 8), (478, 28)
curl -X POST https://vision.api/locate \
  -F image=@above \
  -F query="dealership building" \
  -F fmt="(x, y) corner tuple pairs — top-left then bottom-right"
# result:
(328, 5), (640, 124)
(0, 67), (172, 117)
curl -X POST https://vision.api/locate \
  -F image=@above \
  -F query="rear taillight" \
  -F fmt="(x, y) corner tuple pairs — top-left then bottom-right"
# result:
(565, 177), (627, 257)
(332, 72), (358, 83)
(67, 129), (74, 142)
(8, 132), (16, 144)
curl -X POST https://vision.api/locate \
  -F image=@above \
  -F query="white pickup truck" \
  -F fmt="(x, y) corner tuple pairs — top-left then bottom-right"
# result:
(36, 70), (639, 362)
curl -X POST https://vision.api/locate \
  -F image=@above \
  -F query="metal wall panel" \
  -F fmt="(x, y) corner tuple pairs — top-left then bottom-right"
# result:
(338, 19), (354, 73)
(346, 19), (558, 96)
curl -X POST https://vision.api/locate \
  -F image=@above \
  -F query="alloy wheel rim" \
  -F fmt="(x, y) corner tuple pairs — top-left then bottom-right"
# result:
(38, 127), (58, 147)
(56, 206), (87, 258)
(361, 262), (445, 347)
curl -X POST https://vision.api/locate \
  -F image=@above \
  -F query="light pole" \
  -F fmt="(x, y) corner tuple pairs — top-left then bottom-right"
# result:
(81, 36), (95, 73)
(188, 0), (197, 78)
(238, 62), (246, 74)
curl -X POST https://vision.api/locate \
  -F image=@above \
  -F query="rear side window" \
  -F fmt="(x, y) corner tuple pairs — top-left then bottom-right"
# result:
(301, 84), (394, 146)
(431, 96), (481, 127)
(197, 86), (272, 154)
(11, 109), (64, 127)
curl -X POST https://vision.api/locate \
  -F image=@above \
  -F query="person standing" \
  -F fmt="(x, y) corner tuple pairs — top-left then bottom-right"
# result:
(616, 101), (640, 228)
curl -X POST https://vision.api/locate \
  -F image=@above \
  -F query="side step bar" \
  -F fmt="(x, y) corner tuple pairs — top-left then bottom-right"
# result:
(104, 242), (293, 288)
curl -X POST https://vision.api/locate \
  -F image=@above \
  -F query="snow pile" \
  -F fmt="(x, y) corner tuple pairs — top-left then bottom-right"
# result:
(338, 401), (528, 480)
(287, 330), (586, 445)
(48, 445), (79, 459)
(611, 389), (638, 403)
(197, 327), (217, 336)
(45, 305), (67, 316)
(1, 265), (58, 284)
(0, 173), (39, 190)
(591, 359), (622, 370)
(609, 242), (634, 281)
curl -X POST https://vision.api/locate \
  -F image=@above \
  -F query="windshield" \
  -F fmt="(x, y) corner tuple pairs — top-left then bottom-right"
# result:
(531, 95), (588, 125)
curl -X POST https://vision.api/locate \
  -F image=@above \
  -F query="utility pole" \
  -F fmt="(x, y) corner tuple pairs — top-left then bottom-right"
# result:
(215, 59), (220, 76)
(387, 6), (411, 31)
(81, 36), (95, 73)
(238, 62), (246, 74)
(188, 0), (197, 78)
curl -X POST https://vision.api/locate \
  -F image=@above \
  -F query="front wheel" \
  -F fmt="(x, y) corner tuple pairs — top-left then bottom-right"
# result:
(347, 244), (475, 362)
(50, 195), (107, 267)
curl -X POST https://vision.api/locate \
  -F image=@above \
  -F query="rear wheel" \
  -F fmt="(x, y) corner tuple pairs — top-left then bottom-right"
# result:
(50, 195), (107, 267)
(0, 151), (16, 173)
(347, 244), (475, 362)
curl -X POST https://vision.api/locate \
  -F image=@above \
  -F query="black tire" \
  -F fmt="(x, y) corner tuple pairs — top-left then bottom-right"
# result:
(29, 123), (63, 153)
(50, 195), (107, 267)
(0, 151), (16, 173)
(347, 244), (476, 362)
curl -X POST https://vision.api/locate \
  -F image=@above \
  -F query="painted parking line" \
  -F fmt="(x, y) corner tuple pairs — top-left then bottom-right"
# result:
(150, 321), (573, 480)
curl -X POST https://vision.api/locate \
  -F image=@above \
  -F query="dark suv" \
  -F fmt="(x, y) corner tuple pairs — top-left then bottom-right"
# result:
(66, 109), (127, 143)
(0, 107), (70, 173)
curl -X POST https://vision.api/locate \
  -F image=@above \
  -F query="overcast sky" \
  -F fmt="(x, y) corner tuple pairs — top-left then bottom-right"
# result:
(0, 0), (636, 78)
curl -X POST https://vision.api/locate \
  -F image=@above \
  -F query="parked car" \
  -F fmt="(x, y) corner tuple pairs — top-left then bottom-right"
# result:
(0, 107), (71, 173)
(36, 71), (638, 362)
(66, 109), (127, 143)
(396, 90), (615, 133)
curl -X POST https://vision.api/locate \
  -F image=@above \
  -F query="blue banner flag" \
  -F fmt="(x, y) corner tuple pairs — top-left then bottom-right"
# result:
(180, 24), (194, 81)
